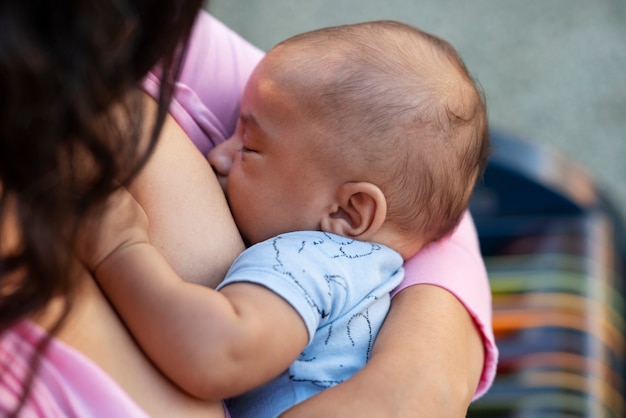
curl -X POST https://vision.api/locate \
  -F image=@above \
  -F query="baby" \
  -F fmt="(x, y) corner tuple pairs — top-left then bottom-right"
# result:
(84, 20), (489, 418)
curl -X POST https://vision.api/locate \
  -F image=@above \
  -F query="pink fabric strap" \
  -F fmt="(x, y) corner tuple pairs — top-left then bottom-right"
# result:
(0, 321), (151, 417)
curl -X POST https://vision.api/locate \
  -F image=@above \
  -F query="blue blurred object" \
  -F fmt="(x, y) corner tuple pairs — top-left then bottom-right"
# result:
(468, 131), (626, 418)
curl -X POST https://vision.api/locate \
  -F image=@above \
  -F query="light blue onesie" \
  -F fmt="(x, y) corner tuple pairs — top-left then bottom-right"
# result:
(217, 231), (404, 418)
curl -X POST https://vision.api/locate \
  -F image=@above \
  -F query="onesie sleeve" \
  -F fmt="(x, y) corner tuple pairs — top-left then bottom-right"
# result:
(392, 211), (498, 399)
(217, 235), (335, 344)
(217, 232), (403, 346)
(142, 10), (264, 155)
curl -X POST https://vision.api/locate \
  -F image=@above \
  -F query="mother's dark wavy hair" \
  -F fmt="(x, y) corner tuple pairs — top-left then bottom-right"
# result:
(0, 0), (203, 412)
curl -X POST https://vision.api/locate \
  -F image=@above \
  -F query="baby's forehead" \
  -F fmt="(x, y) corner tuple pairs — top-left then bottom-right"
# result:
(271, 29), (454, 74)
(261, 48), (333, 92)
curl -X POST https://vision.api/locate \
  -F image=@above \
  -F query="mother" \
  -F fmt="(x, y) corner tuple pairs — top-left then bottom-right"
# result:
(0, 1), (496, 417)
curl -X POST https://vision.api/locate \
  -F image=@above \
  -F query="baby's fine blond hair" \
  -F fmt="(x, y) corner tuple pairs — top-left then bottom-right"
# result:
(270, 20), (489, 244)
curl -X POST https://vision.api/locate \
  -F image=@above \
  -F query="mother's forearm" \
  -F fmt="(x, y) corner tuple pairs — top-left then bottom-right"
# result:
(281, 284), (483, 417)
(370, 284), (484, 416)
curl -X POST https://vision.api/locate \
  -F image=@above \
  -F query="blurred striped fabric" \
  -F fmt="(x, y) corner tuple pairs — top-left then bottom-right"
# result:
(467, 132), (626, 418)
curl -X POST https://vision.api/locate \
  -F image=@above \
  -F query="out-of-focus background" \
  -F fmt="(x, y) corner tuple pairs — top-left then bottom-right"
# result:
(207, 0), (626, 215)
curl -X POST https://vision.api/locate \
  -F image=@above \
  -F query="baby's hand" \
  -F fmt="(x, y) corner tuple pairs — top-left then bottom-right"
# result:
(76, 187), (149, 274)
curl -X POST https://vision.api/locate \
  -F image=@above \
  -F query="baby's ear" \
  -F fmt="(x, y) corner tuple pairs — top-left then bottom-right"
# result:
(320, 182), (387, 240)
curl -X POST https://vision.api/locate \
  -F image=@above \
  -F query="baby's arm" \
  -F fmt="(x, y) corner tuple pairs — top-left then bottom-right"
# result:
(81, 190), (308, 401)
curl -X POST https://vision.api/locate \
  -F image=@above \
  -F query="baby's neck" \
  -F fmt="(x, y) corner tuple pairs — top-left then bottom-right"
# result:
(367, 226), (425, 261)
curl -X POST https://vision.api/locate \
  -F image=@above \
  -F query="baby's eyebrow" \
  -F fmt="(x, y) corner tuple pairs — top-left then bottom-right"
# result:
(240, 112), (260, 128)
(240, 112), (270, 139)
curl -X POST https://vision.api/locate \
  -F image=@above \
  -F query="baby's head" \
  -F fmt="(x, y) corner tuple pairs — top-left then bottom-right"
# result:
(267, 20), (489, 250)
(211, 21), (488, 256)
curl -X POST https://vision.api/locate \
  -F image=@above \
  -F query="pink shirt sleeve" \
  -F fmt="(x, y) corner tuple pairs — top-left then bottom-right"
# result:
(392, 211), (498, 399)
(142, 11), (264, 155)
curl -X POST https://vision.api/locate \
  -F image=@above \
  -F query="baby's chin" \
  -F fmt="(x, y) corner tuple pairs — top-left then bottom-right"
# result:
(233, 221), (257, 249)
(241, 234), (253, 249)
(239, 228), (278, 249)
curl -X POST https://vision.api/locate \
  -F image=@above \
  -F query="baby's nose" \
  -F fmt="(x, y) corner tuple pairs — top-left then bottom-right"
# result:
(207, 136), (241, 192)
(207, 137), (239, 177)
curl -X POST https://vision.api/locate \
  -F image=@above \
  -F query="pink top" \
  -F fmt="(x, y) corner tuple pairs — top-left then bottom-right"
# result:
(0, 10), (496, 416)
(0, 321), (151, 417)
